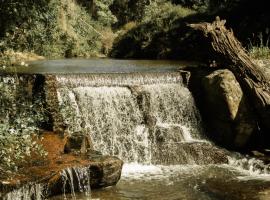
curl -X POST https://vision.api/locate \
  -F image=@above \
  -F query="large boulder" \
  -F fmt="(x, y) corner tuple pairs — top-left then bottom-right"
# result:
(202, 69), (257, 149)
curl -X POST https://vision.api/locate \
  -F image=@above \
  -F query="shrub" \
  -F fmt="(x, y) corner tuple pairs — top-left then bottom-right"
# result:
(0, 75), (47, 171)
(0, 0), (116, 60)
(0, 49), (44, 66)
(110, 2), (200, 59)
(100, 28), (117, 55)
(110, 0), (151, 27)
(93, 0), (117, 26)
(142, 1), (195, 23)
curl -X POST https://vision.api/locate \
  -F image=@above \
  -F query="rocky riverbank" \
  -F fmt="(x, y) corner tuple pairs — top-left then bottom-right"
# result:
(0, 132), (123, 199)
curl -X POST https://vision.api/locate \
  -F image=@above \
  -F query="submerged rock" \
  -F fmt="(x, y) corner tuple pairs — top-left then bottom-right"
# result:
(202, 69), (257, 149)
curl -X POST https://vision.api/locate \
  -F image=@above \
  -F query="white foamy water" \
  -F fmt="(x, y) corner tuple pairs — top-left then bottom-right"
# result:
(228, 155), (270, 179)
(3, 184), (44, 200)
(56, 73), (184, 87)
(56, 72), (209, 165)
(121, 163), (203, 180)
(61, 166), (91, 199)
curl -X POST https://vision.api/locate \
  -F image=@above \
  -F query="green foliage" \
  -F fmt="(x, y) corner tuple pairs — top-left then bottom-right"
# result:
(0, 0), (57, 53)
(143, 0), (195, 23)
(110, 2), (200, 59)
(110, 0), (151, 27)
(248, 32), (270, 59)
(249, 46), (270, 59)
(0, 0), (116, 59)
(0, 76), (47, 171)
(94, 0), (117, 26)
(170, 0), (241, 12)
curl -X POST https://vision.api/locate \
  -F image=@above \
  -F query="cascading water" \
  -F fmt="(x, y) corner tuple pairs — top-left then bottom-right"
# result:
(61, 167), (91, 199)
(56, 72), (226, 165)
(3, 184), (44, 200)
(52, 70), (270, 200)
(3, 65), (270, 200)
(2, 166), (92, 200)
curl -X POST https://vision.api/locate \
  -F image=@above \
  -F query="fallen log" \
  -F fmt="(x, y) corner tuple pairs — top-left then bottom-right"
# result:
(188, 17), (270, 134)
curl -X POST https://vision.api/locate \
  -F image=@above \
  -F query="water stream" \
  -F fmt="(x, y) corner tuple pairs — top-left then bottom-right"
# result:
(61, 167), (91, 199)
(49, 60), (270, 200)
(4, 184), (44, 200)
(2, 59), (270, 200)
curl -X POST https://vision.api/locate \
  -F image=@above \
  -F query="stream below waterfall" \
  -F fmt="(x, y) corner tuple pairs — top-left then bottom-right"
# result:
(51, 163), (270, 200)
(3, 59), (270, 200)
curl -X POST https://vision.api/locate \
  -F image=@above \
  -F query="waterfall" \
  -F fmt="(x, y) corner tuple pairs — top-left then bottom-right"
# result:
(61, 167), (91, 199)
(55, 72), (183, 87)
(55, 72), (228, 165)
(3, 184), (44, 200)
(2, 167), (91, 200)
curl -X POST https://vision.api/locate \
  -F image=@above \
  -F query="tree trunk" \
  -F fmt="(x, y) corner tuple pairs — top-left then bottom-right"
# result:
(189, 17), (270, 133)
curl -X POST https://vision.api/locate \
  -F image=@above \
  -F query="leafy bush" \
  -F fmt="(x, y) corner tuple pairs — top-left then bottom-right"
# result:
(0, 49), (44, 66)
(110, 0), (151, 27)
(110, 2), (206, 60)
(0, 75), (47, 171)
(0, 0), (116, 59)
(142, 0), (195, 23)
(94, 0), (117, 26)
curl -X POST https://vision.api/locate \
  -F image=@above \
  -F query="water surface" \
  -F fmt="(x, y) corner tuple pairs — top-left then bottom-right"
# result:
(1, 59), (197, 74)
(51, 164), (270, 200)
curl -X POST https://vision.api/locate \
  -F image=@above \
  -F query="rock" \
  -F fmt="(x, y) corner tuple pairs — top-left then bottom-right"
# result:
(0, 155), (123, 199)
(178, 70), (191, 86)
(64, 134), (94, 154)
(151, 141), (229, 165)
(154, 125), (185, 143)
(149, 125), (229, 165)
(202, 69), (257, 149)
(47, 155), (123, 196)
(0, 132), (123, 199)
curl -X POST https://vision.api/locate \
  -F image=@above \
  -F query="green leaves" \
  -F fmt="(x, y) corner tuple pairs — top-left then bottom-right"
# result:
(0, 0), (116, 59)
(0, 75), (46, 171)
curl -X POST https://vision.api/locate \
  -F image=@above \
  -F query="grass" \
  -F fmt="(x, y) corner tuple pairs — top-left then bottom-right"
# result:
(248, 32), (270, 59)
(249, 46), (270, 59)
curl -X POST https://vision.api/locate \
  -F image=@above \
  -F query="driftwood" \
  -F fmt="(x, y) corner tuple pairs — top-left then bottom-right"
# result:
(189, 17), (270, 133)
